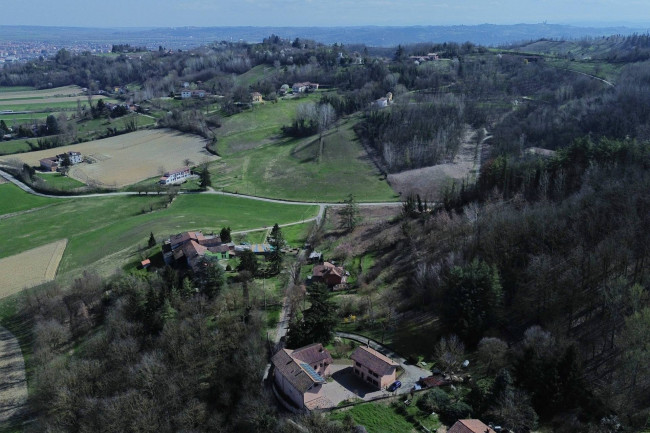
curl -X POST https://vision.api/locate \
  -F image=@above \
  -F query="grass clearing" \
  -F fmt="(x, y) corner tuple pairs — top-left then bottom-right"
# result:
(0, 192), (318, 276)
(0, 183), (60, 215)
(33, 173), (86, 191)
(213, 117), (398, 202)
(215, 94), (320, 155)
(282, 222), (314, 247)
(235, 64), (280, 88)
(0, 239), (67, 298)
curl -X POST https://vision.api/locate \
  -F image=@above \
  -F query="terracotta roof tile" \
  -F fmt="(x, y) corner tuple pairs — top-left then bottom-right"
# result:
(350, 346), (398, 376)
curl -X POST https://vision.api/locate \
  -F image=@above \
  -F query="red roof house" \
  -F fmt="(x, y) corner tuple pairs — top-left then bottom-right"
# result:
(312, 262), (346, 287)
(447, 419), (496, 433)
(350, 346), (399, 389)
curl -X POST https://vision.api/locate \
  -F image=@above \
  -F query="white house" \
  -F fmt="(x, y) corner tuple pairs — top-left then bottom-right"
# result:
(159, 167), (191, 185)
(180, 90), (192, 99)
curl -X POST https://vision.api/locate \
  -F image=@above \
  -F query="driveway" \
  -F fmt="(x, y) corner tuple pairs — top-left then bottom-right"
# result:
(335, 332), (431, 396)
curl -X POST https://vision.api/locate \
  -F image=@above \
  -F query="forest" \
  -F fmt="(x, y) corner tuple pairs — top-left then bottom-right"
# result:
(3, 32), (650, 432)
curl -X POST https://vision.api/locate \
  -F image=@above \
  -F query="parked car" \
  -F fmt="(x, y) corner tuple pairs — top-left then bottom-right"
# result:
(387, 380), (402, 392)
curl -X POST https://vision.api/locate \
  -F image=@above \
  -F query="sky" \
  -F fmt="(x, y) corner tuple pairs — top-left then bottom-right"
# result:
(1, 0), (649, 28)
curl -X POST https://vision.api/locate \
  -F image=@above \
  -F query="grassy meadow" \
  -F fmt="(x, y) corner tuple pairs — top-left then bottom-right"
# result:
(213, 117), (398, 202)
(33, 173), (86, 191)
(0, 183), (318, 276)
(0, 183), (62, 215)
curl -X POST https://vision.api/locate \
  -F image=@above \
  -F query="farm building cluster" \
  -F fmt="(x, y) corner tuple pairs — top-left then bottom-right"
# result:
(291, 82), (319, 93)
(39, 151), (82, 172)
(161, 230), (273, 272)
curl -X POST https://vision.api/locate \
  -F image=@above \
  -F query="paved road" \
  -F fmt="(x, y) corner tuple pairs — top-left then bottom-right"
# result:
(0, 168), (403, 227)
(335, 331), (431, 395)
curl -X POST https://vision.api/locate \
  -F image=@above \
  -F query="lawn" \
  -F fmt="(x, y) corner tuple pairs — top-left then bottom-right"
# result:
(282, 222), (315, 247)
(33, 173), (86, 191)
(330, 402), (415, 433)
(330, 398), (442, 433)
(213, 117), (398, 202)
(0, 183), (61, 215)
(0, 191), (318, 275)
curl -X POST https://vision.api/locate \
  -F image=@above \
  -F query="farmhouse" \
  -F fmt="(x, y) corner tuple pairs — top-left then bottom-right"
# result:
(292, 82), (319, 93)
(39, 151), (83, 172)
(374, 92), (393, 108)
(312, 261), (347, 287)
(350, 346), (399, 389)
(39, 157), (59, 172)
(159, 167), (191, 185)
(180, 90), (192, 99)
(447, 419), (497, 433)
(251, 92), (263, 103)
(272, 343), (333, 410)
(163, 230), (234, 271)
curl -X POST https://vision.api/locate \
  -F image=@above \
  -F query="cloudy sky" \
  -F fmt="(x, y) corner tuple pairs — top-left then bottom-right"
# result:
(1, 0), (649, 27)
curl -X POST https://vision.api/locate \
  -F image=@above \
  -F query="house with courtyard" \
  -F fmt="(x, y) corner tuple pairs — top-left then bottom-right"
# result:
(447, 419), (496, 433)
(350, 346), (399, 389)
(163, 230), (234, 271)
(271, 343), (333, 410)
(39, 151), (83, 172)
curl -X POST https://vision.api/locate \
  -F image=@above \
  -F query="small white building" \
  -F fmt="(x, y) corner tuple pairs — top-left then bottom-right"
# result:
(180, 90), (192, 99)
(160, 167), (191, 185)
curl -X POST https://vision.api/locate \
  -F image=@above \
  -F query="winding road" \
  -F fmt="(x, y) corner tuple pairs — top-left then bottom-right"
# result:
(0, 168), (402, 227)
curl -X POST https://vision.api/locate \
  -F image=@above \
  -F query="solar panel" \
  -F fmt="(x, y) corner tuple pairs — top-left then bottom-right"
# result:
(300, 363), (325, 383)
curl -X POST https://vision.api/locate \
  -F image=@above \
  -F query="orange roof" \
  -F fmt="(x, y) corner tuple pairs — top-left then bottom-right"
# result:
(141, 259), (151, 266)
(447, 419), (496, 433)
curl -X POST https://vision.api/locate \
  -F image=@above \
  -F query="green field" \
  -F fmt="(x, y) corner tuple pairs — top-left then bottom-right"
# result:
(76, 113), (157, 138)
(0, 139), (34, 155)
(0, 184), (318, 275)
(33, 173), (86, 191)
(0, 112), (53, 122)
(0, 86), (35, 93)
(0, 100), (106, 112)
(0, 183), (60, 215)
(215, 93), (320, 155)
(282, 222), (314, 247)
(213, 117), (398, 202)
(235, 64), (281, 87)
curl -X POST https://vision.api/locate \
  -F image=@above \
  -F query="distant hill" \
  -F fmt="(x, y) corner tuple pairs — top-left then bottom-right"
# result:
(0, 23), (648, 49)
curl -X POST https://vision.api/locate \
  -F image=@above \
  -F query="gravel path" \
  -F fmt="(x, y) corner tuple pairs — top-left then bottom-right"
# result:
(0, 326), (27, 424)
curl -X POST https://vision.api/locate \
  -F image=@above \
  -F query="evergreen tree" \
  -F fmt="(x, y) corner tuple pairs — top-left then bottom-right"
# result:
(442, 259), (502, 344)
(237, 250), (259, 275)
(338, 193), (361, 232)
(219, 226), (232, 243)
(267, 223), (284, 273)
(199, 165), (211, 190)
(193, 257), (226, 298)
(148, 232), (156, 248)
(286, 283), (338, 347)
